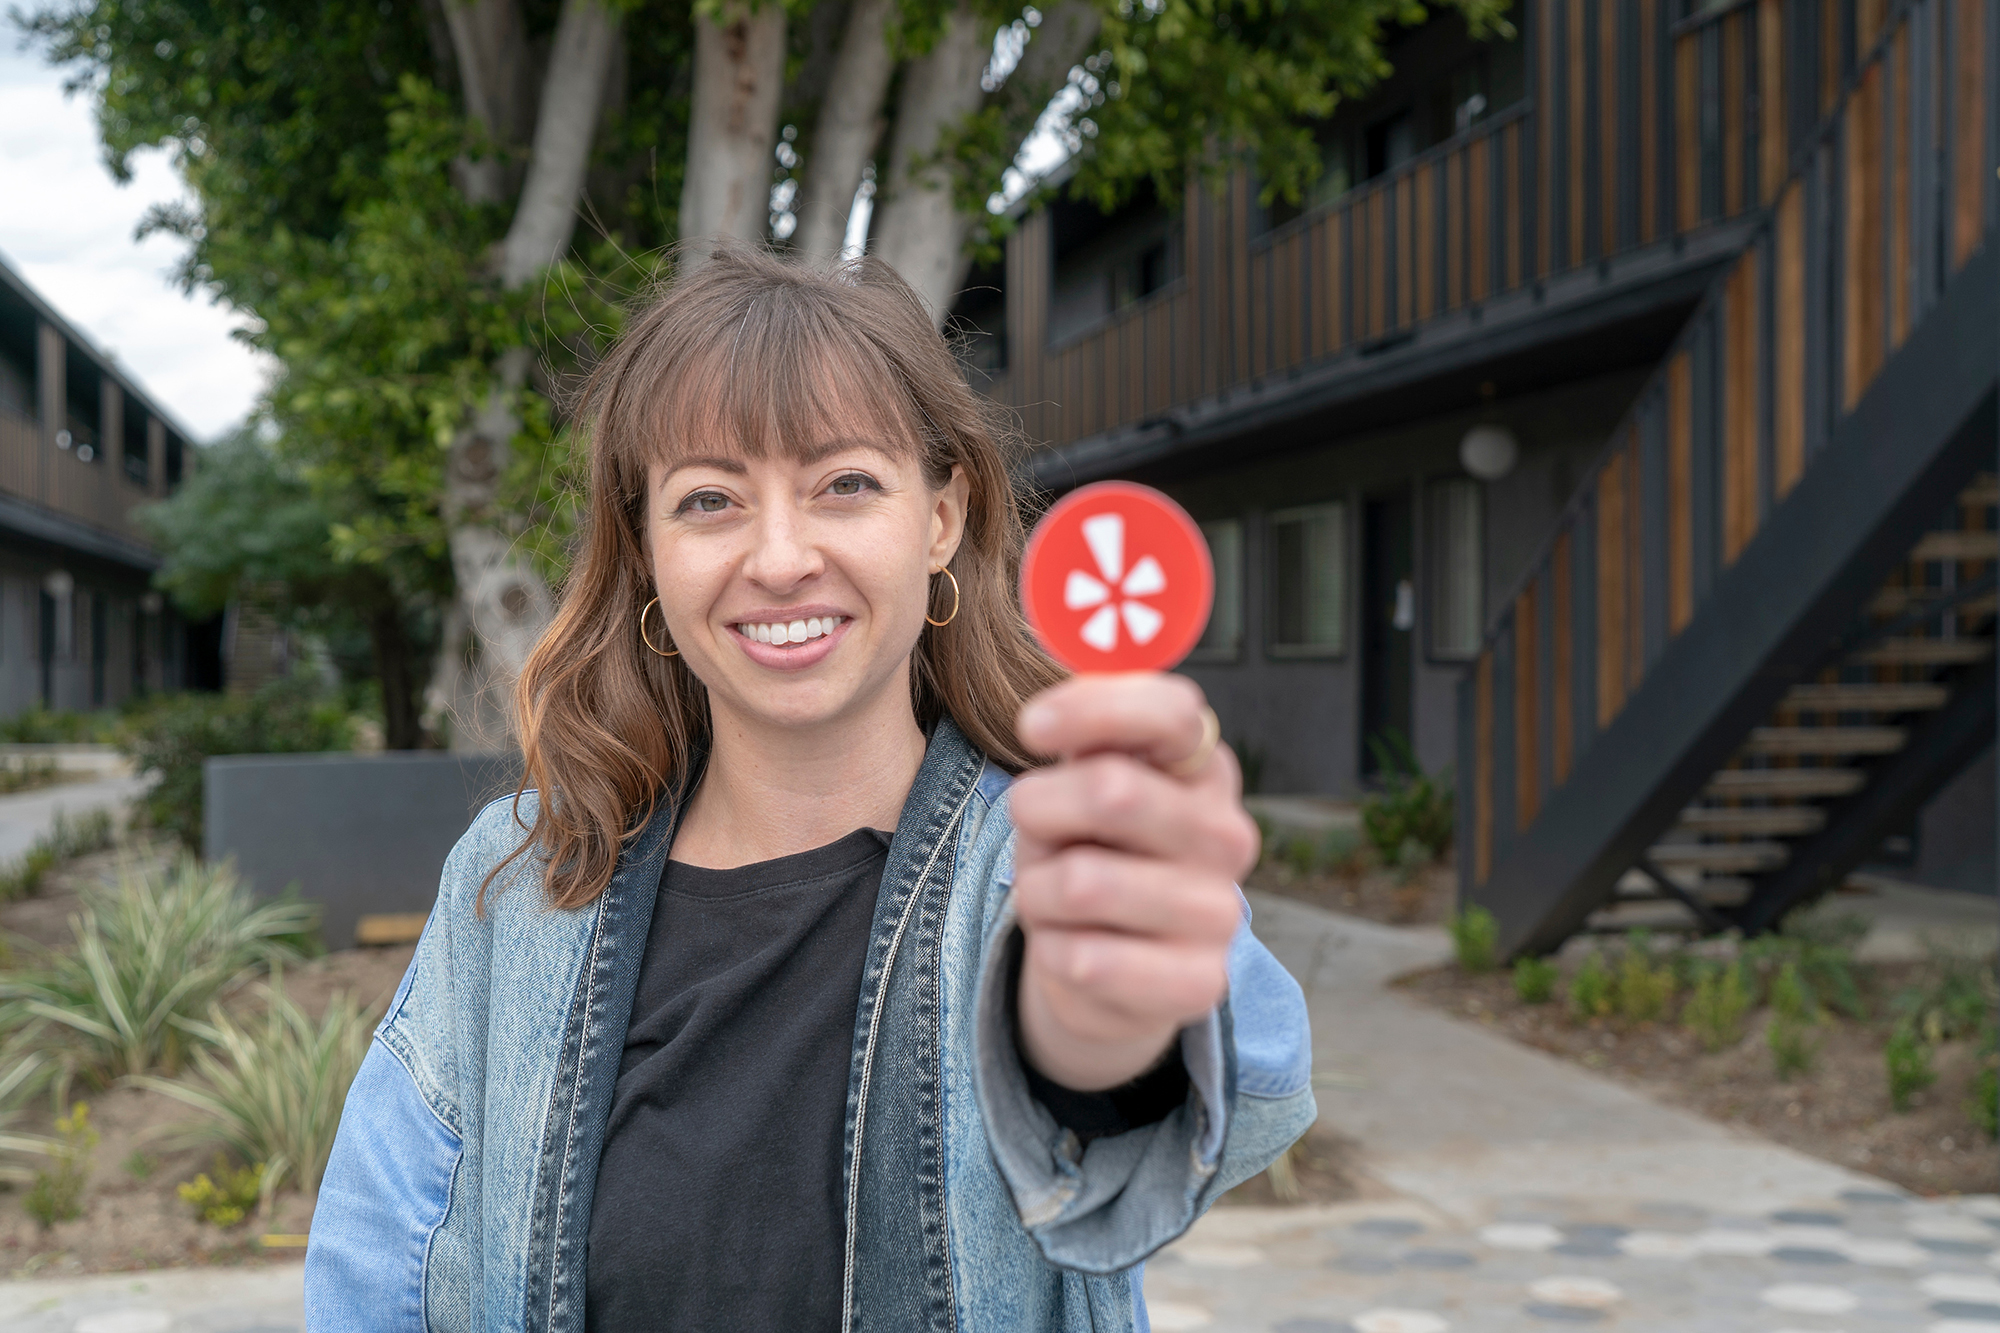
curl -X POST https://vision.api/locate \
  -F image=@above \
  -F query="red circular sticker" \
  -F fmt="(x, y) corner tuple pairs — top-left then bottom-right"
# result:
(1021, 481), (1214, 673)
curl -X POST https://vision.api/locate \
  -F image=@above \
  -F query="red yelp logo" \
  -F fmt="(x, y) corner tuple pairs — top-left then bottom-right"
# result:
(1020, 481), (1214, 674)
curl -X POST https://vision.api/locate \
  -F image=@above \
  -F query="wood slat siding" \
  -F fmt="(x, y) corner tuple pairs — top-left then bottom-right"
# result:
(1761, 0), (1787, 201)
(1844, 61), (1887, 412)
(1572, 0), (1591, 266)
(1723, 250), (1762, 563)
(1952, 0), (1986, 268)
(1475, 650), (1495, 884)
(1541, 0), (1558, 276)
(1678, 36), (1702, 231)
(1723, 16), (1748, 217)
(1641, 0), (1660, 240)
(1624, 432), (1646, 693)
(1505, 122), (1526, 289)
(1823, 0), (1843, 115)
(1890, 22), (1912, 347)
(1667, 350), (1695, 632)
(1469, 138), (1492, 298)
(1552, 530), (1576, 784)
(1774, 183), (1807, 493)
(1515, 584), (1542, 828)
(1596, 449), (1630, 727)
(1601, 0), (1620, 256)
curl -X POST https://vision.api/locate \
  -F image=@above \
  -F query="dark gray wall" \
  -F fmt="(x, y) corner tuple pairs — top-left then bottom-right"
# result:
(1903, 745), (1997, 895)
(206, 751), (521, 948)
(1166, 368), (1646, 796)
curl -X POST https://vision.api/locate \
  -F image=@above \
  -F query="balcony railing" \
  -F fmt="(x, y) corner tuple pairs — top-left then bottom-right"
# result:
(0, 404), (155, 547)
(999, 0), (1841, 452)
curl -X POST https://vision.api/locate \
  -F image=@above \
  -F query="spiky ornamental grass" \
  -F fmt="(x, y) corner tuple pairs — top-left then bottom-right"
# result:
(132, 978), (370, 1195)
(0, 856), (318, 1089)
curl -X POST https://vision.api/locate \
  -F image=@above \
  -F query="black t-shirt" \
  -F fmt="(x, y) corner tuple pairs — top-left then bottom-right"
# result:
(586, 828), (1189, 1332)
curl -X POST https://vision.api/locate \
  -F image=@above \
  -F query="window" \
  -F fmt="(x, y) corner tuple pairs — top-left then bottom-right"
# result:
(1268, 502), (1347, 655)
(1192, 518), (1244, 660)
(1426, 477), (1484, 659)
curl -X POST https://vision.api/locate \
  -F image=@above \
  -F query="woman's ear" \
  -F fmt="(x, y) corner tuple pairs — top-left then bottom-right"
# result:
(929, 464), (970, 569)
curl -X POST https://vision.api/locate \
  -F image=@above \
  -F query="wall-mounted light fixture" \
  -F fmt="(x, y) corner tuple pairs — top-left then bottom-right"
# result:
(1459, 423), (1519, 482)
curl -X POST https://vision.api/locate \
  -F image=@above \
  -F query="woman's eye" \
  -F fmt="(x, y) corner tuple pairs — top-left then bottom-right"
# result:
(827, 474), (877, 497)
(680, 491), (731, 514)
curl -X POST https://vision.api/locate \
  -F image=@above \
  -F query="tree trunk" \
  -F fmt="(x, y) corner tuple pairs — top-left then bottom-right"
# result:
(869, 3), (993, 321)
(368, 594), (424, 751)
(436, 0), (534, 203)
(792, 0), (896, 265)
(436, 0), (622, 749)
(681, 2), (789, 262)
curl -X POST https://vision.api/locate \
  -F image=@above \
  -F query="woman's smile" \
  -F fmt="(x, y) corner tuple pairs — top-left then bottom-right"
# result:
(728, 608), (854, 670)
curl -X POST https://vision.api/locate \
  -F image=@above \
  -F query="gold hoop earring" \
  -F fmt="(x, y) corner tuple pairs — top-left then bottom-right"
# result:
(639, 597), (679, 657)
(925, 568), (960, 628)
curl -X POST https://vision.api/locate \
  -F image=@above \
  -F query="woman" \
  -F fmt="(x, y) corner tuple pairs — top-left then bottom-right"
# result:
(305, 245), (1313, 1333)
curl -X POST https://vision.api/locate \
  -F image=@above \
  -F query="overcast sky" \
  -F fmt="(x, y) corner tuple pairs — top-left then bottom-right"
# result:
(0, 39), (269, 442)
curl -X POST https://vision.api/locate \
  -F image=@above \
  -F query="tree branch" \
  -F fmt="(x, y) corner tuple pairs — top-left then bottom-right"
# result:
(681, 1), (789, 262)
(793, 0), (896, 264)
(499, 0), (623, 288)
(438, 0), (535, 204)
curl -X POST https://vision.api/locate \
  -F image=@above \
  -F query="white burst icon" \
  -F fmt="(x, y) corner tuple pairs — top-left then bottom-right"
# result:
(1062, 513), (1168, 653)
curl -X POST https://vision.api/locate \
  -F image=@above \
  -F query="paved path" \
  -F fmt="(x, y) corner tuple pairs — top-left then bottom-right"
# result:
(5, 892), (1996, 1332)
(0, 775), (147, 864)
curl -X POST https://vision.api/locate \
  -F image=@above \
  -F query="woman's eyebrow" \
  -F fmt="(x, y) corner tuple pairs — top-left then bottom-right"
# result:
(796, 437), (894, 465)
(661, 455), (750, 481)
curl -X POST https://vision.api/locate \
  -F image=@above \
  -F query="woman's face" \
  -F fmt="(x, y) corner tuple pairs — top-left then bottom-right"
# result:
(646, 436), (968, 737)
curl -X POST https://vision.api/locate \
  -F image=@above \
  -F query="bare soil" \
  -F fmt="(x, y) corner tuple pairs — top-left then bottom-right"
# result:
(1244, 859), (1457, 928)
(0, 850), (415, 1276)
(1219, 1124), (1377, 1207)
(1396, 960), (1998, 1198)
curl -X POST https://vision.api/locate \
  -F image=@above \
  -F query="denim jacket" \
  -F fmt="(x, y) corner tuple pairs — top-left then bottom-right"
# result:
(305, 720), (1315, 1332)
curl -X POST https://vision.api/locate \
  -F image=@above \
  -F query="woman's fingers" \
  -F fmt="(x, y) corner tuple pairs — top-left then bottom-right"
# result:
(1010, 753), (1259, 880)
(1023, 928), (1231, 1038)
(1012, 847), (1241, 943)
(1018, 673), (1219, 774)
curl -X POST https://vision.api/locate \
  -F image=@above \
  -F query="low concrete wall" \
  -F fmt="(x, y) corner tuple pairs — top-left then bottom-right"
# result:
(204, 752), (521, 949)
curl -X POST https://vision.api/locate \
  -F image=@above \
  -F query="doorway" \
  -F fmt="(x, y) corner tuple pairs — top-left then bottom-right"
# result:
(1361, 490), (1414, 780)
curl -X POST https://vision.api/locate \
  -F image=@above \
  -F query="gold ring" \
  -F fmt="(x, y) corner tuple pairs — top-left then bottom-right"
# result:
(1164, 706), (1221, 778)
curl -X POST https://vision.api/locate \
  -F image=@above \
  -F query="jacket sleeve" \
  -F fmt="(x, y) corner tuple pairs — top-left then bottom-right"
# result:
(305, 914), (466, 1331)
(971, 898), (1315, 1274)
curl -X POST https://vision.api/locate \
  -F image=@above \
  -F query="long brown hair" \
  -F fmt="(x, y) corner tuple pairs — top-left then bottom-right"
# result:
(500, 243), (1063, 910)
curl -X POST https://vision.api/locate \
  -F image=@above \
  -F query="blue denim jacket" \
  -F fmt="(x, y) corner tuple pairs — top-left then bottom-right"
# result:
(305, 720), (1315, 1332)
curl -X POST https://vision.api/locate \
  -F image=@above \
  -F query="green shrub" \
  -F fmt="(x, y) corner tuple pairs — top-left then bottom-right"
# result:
(1682, 961), (1753, 1052)
(123, 1149), (158, 1182)
(1359, 732), (1454, 862)
(1448, 905), (1500, 973)
(135, 979), (370, 1195)
(1568, 952), (1616, 1021)
(1742, 913), (1868, 1019)
(178, 1155), (267, 1227)
(1319, 825), (1368, 877)
(24, 1101), (96, 1228)
(1768, 1014), (1820, 1080)
(1768, 959), (1818, 1024)
(120, 677), (354, 851)
(0, 857), (317, 1084)
(1891, 950), (1997, 1045)
(0, 706), (121, 745)
(1615, 933), (1677, 1024)
(1513, 956), (1559, 1004)
(1283, 835), (1318, 879)
(0, 808), (117, 902)
(1970, 1052), (1998, 1139)
(1884, 1024), (1937, 1112)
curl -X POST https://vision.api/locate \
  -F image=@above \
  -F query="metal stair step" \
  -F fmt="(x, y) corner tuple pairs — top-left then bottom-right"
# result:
(1868, 588), (1998, 617)
(1705, 767), (1867, 797)
(1962, 474), (2000, 506)
(1911, 530), (2000, 562)
(1648, 841), (1791, 872)
(1743, 725), (1907, 755)
(1782, 682), (1951, 711)
(1853, 637), (1995, 665)
(1677, 806), (1828, 835)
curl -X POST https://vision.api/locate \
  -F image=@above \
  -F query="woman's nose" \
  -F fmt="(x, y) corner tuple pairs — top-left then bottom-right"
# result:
(741, 507), (823, 590)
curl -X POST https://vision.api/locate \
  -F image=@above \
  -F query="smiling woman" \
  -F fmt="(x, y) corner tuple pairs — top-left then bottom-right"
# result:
(303, 243), (1315, 1333)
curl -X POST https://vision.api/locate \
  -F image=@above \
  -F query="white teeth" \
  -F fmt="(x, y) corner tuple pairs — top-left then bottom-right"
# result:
(739, 615), (843, 645)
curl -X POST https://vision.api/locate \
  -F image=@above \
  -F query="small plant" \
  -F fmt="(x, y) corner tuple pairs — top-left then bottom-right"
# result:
(1884, 1024), (1937, 1112)
(1359, 731), (1454, 862)
(1768, 959), (1818, 1025)
(24, 1101), (96, 1228)
(0, 807), (117, 902)
(1283, 835), (1318, 879)
(1319, 825), (1368, 878)
(1741, 913), (1868, 1019)
(1448, 905), (1500, 973)
(1615, 933), (1677, 1024)
(1681, 961), (1753, 1052)
(1892, 950), (1998, 1045)
(1568, 952), (1616, 1021)
(1513, 956), (1559, 1004)
(123, 1149), (159, 1182)
(134, 979), (371, 1195)
(1768, 1014), (1820, 1080)
(178, 1155), (267, 1227)
(0, 856), (316, 1084)
(1969, 1050), (1998, 1139)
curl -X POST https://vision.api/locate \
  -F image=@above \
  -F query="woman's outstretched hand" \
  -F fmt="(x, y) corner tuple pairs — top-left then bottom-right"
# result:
(1009, 673), (1260, 1093)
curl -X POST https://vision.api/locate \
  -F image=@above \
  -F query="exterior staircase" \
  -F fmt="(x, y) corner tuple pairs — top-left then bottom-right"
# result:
(1457, 0), (1998, 957)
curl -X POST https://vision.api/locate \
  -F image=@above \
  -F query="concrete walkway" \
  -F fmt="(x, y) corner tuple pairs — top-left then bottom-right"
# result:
(0, 774), (148, 864)
(5, 892), (1996, 1331)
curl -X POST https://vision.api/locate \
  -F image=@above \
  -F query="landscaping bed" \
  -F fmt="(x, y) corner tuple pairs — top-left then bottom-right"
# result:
(0, 845), (413, 1277)
(1396, 918), (1998, 1198)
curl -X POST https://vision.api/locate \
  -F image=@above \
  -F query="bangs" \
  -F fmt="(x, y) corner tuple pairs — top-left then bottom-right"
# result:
(609, 276), (936, 480)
